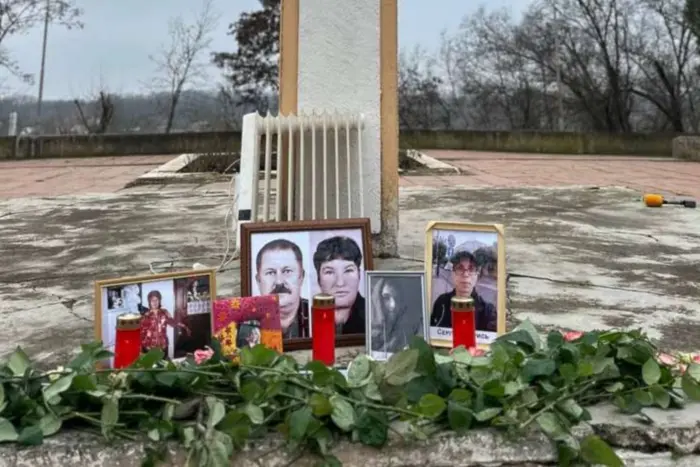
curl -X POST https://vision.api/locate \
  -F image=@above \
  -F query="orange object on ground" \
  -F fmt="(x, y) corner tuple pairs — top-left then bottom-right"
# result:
(643, 193), (696, 208)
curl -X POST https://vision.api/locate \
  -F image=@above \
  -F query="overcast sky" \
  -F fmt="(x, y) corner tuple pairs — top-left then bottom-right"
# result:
(1, 0), (526, 100)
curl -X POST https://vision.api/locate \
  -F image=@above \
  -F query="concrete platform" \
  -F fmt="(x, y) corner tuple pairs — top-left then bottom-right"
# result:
(1, 183), (699, 366)
(1, 182), (700, 464)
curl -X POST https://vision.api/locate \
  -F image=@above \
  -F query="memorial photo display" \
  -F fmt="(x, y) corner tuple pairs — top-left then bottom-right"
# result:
(424, 221), (506, 348)
(239, 218), (374, 350)
(94, 269), (216, 367)
(365, 271), (428, 361)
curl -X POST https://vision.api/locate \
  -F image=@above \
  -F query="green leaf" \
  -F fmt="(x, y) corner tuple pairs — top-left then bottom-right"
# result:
(448, 388), (473, 404)
(681, 374), (700, 401)
(206, 397), (226, 430)
(288, 406), (313, 441)
(418, 394), (446, 418)
(240, 382), (262, 402)
(536, 412), (565, 439)
(241, 344), (277, 367)
(557, 399), (585, 421)
(38, 413), (62, 436)
(513, 320), (541, 349)
(521, 359), (556, 382)
(558, 363), (577, 381)
(7, 347), (31, 376)
(71, 374), (97, 391)
(43, 373), (75, 404)
(100, 398), (119, 439)
(410, 337), (437, 376)
(0, 384), (4, 410)
(642, 358), (661, 385)
(17, 425), (43, 446)
(134, 349), (164, 368)
(447, 401), (472, 431)
(155, 372), (180, 387)
(362, 380), (383, 402)
(309, 393), (333, 417)
(384, 349), (419, 386)
(347, 355), (371, 387)
(208, 438), (230, 467)
(687, 363), (700, 381)
(633, 389), (654, 406)
(580, 435), (623, 467)
(329, 395), (356, 431)
(474, 408), (501, 422)
(242, 403), (264, 425)
(650, 385), (671, 409)
(0, 418), (18, 442)
(355, 411), (388, 447)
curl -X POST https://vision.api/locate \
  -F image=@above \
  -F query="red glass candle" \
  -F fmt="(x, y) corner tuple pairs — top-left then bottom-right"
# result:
(312, 294), (336, 366)
(114, 313), (142, 369)
(451, 297), (476, 350)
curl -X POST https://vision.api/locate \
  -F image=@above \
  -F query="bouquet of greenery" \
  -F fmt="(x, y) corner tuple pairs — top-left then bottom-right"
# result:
(0, 321), (699, 467)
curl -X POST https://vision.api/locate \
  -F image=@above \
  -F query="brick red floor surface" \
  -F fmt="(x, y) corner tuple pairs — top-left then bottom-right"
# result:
(0, 156), (175, 198)
(1, 151), (698, 199)
(402, 151), (700, 199)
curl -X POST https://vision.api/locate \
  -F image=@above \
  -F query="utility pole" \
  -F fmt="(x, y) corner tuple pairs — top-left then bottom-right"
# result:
(553, 4), (564, 131)
(37, 0), (50, 123)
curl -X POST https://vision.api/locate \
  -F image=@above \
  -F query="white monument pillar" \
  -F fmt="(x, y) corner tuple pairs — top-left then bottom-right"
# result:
(278, 0), (399, 256)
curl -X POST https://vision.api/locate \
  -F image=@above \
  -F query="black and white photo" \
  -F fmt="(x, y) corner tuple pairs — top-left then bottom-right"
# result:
(366, 271), (428, 360)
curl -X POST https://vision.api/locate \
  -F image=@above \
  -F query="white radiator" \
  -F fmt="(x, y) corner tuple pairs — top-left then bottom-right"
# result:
(235, 111), (365, 248)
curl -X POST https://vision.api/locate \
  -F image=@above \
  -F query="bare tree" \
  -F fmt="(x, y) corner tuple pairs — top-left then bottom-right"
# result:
(73, 90), (115, 134)
(0, 0), (82, 85)
(149, 0), (217, 133)
(399, 47), (454, 130)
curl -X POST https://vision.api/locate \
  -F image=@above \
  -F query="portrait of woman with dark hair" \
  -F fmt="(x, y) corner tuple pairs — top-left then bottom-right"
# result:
(140, 289), (191, 353)
(367, 272), (427, 359)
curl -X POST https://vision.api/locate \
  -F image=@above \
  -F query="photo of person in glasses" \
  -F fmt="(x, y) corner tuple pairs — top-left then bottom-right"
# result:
(430, 230), (498, 337)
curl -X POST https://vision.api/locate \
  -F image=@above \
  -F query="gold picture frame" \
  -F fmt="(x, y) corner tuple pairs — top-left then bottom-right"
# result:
(424, 221), (506, 348)
(94, 269), (217, 366)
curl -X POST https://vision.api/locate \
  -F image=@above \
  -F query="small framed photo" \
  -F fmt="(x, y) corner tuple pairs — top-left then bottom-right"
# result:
(425, 222), (506, 348)
(212, 295), (284, 357)
(240, 218), (373, 350)
(365, 271), (428, 360)
(94, 269), (216, 367)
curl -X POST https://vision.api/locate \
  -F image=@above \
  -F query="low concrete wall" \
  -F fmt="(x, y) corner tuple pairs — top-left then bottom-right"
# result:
(0, 130), (685, 160)
(2, 402), (699, 466)
(0, 131), (242, 159)
(672, 136), (700, 161)
(402, 130), (678, 156)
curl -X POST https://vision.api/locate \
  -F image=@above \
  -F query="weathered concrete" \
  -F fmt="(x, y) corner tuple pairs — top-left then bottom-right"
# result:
(2, 183), (700, 464)
(672, 136), (700, 161)
(1, 184), (700, 366)
(2, 402), (700, 466)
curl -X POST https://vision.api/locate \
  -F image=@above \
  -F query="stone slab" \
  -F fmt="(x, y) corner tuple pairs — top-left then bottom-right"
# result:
(3, 403), (700, 466)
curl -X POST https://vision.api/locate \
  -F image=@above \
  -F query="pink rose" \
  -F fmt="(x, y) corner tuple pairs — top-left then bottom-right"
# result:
(692, 355), (700, 364)
(194, 346), (214, 365)
(562, 331), (584, 342)
(468, 347), (486, 357)
(657, 352), (677, 366)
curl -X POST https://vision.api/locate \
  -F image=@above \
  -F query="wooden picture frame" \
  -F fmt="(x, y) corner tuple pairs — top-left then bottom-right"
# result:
(94, 269), (217, 366)
(240, 218), (373, 350)
(424, 221), (506, 348)
(365, 271), (428, 361)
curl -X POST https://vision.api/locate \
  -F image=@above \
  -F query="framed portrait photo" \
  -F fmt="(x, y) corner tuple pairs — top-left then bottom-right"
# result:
(94, 269), (216, 367)
(240, 218), (373, 350)
(425, 222), (506, 348)
(365, 271), (428, 361)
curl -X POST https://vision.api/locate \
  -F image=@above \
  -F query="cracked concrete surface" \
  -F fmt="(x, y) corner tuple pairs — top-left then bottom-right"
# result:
(1, 183), (699, 366)
(2, 182), (700, 465)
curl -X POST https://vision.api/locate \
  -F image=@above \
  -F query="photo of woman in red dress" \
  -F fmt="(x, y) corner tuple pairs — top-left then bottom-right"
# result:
(140, 290), (190, 353)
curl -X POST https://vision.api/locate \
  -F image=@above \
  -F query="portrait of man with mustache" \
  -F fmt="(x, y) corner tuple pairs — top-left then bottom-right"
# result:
(254, 238), (309, 338)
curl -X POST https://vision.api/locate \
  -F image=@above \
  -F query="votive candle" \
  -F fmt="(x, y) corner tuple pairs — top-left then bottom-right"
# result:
(114, 313), (142, 369)
(451, 296), (476, 350)
(312, 293), (336, 366)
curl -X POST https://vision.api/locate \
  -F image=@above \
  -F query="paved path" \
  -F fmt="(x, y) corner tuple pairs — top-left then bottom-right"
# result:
(0, 155), (174, 198)
(402, 151), (700, 198)
(0, 151), (698, 199)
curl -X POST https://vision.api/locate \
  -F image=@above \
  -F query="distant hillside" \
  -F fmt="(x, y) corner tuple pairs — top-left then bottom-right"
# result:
(0, 90), (279, 135)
